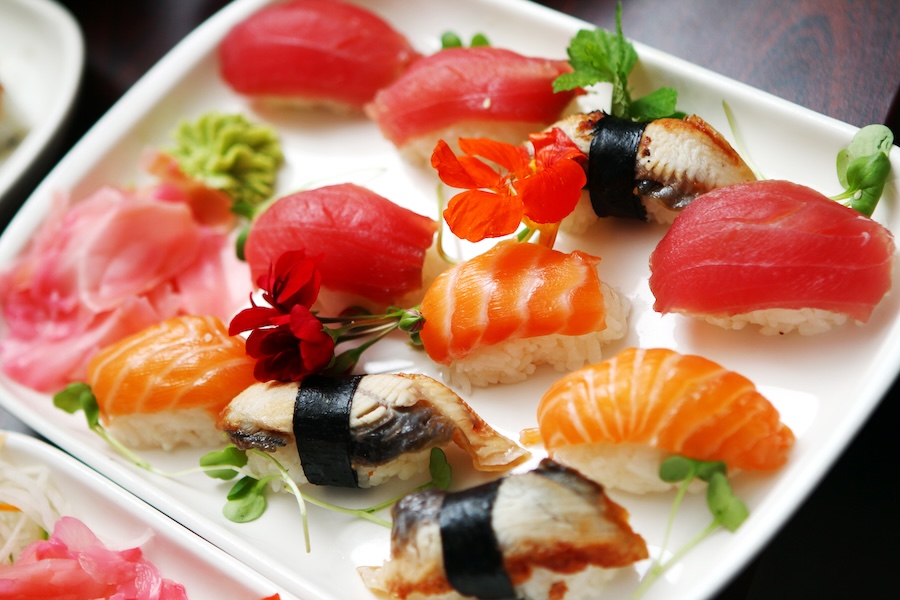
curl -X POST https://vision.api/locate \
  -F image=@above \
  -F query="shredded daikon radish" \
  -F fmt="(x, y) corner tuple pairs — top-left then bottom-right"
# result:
(0, 435), (68, 563)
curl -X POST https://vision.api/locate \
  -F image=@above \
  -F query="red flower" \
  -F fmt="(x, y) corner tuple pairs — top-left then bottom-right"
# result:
(229, 249), (335, 382)
(258, 249), (321, 313)
(431, 127), (586, 243)
(243, 305), (334, 382)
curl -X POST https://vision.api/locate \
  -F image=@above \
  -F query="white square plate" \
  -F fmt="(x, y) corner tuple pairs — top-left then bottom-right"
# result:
(0, 1), (897, 599)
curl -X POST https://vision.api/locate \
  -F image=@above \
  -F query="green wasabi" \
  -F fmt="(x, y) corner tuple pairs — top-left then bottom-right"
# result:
(167, 112), (283, 218)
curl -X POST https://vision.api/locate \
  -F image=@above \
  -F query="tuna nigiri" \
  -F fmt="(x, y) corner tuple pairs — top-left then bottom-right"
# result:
(365, 47), (579, 162)
(536, 347), (795, 494)
(649, 180), (895, 335)
(86, 315), (257, 451)
(419, 240), (628, 389)
(243, 183), (439, 309)
(218, 0), (420, 111)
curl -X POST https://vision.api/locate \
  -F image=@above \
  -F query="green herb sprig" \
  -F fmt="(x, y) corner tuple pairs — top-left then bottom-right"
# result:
(631, 455), (749, 599)
(440, 31), (490, 49)
(552, 1), (681, 121)
(199, 445), (452, 552)
(831, 124), (894, 217)
(314, 305), (424, 376)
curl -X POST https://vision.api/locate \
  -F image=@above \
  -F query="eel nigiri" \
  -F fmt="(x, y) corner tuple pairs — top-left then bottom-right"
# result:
(365, 47), (579, 163)
(217, 373), (530, 489)
(218, 0), (420, 111)
(87, 315), (257, 451)
(536, 347), (795, 494)
(419, 240), (629, 389)
(243, 183), (439, 309)
(550, 112), (756, 232)
(358, 459), (648, 600)
(649, 179), (895, 335)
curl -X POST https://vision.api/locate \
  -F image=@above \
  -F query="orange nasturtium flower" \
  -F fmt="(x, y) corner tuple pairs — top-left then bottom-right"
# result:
(430, 127), (587, 244)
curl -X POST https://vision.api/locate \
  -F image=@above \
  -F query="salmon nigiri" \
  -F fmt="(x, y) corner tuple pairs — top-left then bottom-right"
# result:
(86, 315), (257, 450)
(536, 347), (795, 493)
(419, 240), (628, 389)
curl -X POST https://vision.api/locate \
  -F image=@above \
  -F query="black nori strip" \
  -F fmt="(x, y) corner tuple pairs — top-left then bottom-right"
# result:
(588, 114), (648, 220)
(439, 479), (517, 599)
(293, 375), (363, 488)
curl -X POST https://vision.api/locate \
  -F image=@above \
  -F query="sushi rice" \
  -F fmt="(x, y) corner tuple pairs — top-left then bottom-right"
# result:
(438, 282), (629, 392)
(701, 307), (850, 336)
(108, 409), (229, 452)
(247, 444), (432, 491)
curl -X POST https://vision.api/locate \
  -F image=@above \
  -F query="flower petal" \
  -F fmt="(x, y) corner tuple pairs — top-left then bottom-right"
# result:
(459, 137), (532, 176)
(443, 189), (523, 242)
(531, 127), (586, 167)
(515, 158), (587, 224)
(229, 305), (281, 335)
(431, 140), (502, 189)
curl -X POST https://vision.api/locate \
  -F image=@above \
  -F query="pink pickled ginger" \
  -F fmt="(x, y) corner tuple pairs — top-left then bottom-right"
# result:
(0, 516), (188, 599)
(0, 186), (250, 392)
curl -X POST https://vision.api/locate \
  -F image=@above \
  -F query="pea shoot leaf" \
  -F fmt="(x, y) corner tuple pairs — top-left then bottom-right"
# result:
(833, 124), (893, 216)
(200, 446), (248, 480)
(429, 448), (452, 490)
(707, 471), (749, 532)
(224, 476), (268, 523)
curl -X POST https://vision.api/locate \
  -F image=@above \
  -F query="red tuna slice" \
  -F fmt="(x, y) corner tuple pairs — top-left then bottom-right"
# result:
(649, 179), (895, 324)
(218, 0), (420, 109)
(365, 47), (578, 147)
(244, 184), (438, 305)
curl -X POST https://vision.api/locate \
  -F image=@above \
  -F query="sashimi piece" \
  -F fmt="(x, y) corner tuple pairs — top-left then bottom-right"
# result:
(0, 187), (250, 393)
(244, 183), (438, 307)
(536, 347), (795, 493)
(86, 315), (257, 450)
(365, 47), (579, 158)
(649, 180), (895, 334)
(0, 516), (188, 600)
(419, 240), (628, 388)
(218, 0), (420, 110)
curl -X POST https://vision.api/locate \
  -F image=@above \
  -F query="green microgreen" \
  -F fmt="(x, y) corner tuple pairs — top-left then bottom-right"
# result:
(53, 383), (157, 474)
(721, 101), (765, 180)
(552, 1), (681, 121)
(198, 446), (452, 552)
(441, 31), (490, 49)
(631, 455), (749, 599)
(317, 305), (425, 376)
(830, 124), (894, 217)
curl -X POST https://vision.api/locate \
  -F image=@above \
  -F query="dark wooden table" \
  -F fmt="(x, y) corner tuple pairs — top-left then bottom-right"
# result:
(2, 1), (898, 598)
